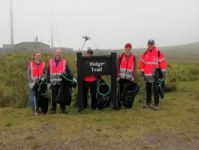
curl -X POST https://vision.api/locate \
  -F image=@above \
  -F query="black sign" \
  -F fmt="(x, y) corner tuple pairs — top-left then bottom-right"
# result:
(81, 56), (111, 76)
(76, 52), (118, 112)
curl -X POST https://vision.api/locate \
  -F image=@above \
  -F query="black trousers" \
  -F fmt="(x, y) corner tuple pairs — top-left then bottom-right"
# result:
(119, 79), (130, 94)
(83, 81), (97, 109)
(51, 85), (66, 111)
(146, 82), (159, 106)
(119, 79), (130, 106)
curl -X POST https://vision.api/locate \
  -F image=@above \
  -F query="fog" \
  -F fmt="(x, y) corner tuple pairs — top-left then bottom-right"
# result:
(0, 0), (199, 49)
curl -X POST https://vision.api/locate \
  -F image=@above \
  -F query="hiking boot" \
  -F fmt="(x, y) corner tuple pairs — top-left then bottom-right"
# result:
(33, 112), (39, 116)
(143, 103), (151, 108)
(152, 105), (159, 111)
(61, 109), (67, 114)
(50, 109), (56, 114)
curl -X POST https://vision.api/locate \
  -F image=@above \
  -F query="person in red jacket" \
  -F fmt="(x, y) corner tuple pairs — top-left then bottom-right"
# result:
(28, 51), (45, 115)
(140, 40), (167, 110)
(118, 43), (136, 107)
(82, 49), (98, 110)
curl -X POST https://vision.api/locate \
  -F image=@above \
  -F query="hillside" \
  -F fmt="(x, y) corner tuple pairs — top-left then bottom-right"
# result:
(92, 42), (199, 60)
(0, 44), (199, 149)
(129, 42), (199, 60)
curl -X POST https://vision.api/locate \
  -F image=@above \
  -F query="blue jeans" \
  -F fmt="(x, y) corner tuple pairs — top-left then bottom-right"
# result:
(29, 89), (38, 113)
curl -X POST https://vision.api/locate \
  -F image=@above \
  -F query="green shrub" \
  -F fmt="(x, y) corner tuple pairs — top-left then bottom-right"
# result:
(0, 52), (198, 107)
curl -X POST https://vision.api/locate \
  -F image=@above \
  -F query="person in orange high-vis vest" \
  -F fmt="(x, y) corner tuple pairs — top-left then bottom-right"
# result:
(28, 51), (45, 115)
(140, 40), (167, 110)
(118, 43), (136, 108)
(47, 48), (73, 114)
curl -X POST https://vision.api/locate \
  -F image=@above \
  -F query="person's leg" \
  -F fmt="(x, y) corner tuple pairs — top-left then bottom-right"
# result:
(41, 96), (49, 114)
(31, 89), (39, 115)
(144, 82), (152, 108)
(60, 86), (72, 114)
(90, 81), (97, 110)
(51, 85), (59, 113)
(153, 83), (160, 110)
(119, 79), (125, 107)
(82, 81), (89, 109)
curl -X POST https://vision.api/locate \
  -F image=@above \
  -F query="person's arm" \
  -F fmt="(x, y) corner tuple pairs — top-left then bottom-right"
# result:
(47, 61), (50, 84)
(133, 56), (136, 80)
(139, 54), (145, 77)
(66, 64), (73, 78)
(27, 63), (34, 89)
(159, 52), (167, 78)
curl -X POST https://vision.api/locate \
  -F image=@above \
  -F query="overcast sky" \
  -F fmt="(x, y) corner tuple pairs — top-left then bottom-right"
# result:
(0, 0), (199, 49)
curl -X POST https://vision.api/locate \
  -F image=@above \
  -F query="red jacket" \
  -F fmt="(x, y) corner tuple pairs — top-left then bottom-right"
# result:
(140, 47), (167, 82)
(118, 53), (136, 81)
(83, 76), (97, 82)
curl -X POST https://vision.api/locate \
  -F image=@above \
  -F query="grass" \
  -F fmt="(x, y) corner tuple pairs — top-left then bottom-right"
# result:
(0, 79), (199, 149)
(0, 51), (199, 149)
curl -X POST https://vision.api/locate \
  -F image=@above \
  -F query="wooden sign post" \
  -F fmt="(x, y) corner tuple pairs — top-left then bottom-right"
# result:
(77, 52), (118, 112)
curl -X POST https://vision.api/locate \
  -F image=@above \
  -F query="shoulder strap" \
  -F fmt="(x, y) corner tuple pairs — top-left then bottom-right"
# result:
(143, 51), (147, 57)
(158, 50), (160, 65)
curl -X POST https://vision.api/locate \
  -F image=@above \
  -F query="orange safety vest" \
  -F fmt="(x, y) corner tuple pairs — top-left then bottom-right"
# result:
(30, 61), (45, 82)
(140, 47), (167, 82)
(49, 59), (67, 83)
(119, 53), (136, 80)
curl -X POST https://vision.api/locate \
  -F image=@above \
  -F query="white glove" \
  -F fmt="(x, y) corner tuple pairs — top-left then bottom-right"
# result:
(73, 78), (77, 84)
(130, 78), (135, 82)
(28, 82), (34, 89)
(47, 84), (51, 89)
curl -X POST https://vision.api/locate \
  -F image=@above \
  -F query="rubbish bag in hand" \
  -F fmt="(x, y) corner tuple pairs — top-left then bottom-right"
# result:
(120, 81), (140, 108)
(33, 75), (49, 114)
(153, 68), (165, 99)
(97, 79), (111, 110)
(55, 73), (75, 106)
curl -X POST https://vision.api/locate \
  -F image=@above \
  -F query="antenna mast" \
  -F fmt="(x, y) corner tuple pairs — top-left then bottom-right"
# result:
(10, 0), (14, 47)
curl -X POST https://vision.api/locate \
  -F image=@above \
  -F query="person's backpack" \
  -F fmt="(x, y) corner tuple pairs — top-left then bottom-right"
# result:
(34, 75), (49, 114)
(153, 68), (165, 99)
(55, 73), (73, 106)
(96, 79), (111, 110)
(120, 81), (140, 108)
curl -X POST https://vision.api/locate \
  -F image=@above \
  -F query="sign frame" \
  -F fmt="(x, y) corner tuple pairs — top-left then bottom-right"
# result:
(76, 52), (118, 112)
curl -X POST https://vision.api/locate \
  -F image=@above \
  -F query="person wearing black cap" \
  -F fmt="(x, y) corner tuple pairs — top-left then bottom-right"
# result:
(140, 40), (167, 110)
(82, 49), (98, 110)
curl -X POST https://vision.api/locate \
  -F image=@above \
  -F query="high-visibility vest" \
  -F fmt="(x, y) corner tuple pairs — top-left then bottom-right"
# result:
(140, 47), (167, 82)
(119, 53), (135, 80)
(49, 59), (67, 84)
(30, 61), (45, 82)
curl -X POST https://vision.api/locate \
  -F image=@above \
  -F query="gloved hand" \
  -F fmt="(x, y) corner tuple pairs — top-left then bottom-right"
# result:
(141, 72), (145, 80)
(28, 82), (35, 89)
(72, 78), (77, 88)
(130, 78), (135, 82)
(47, 84), (51, 89)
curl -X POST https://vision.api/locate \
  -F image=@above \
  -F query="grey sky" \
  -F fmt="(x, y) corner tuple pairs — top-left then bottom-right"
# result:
(0, 0), (199, 50)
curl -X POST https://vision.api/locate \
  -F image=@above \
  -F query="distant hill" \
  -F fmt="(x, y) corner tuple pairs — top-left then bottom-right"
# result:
(92, 42), (199, 60)
(158, 42), (199, 60)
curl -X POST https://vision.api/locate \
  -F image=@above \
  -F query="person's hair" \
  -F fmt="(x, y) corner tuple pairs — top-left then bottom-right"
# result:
(87, 49), (93, 55)
(54, 48), (62, 53)
(32, 51), (41, 60)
